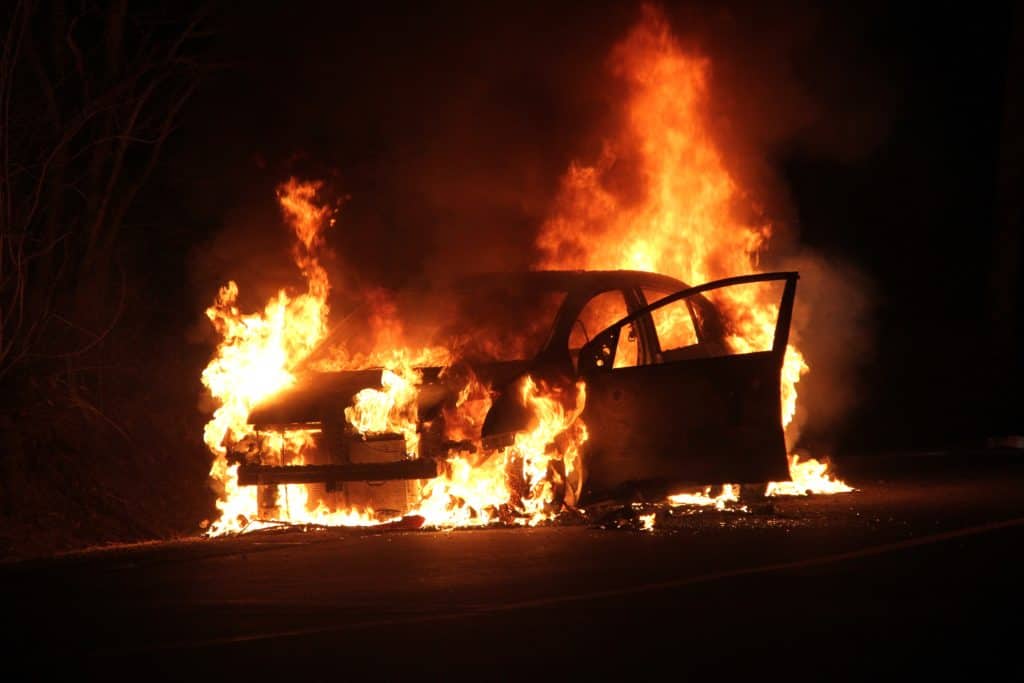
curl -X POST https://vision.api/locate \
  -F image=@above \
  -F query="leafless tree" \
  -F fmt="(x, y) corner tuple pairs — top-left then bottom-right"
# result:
(0, 1), (204, 389)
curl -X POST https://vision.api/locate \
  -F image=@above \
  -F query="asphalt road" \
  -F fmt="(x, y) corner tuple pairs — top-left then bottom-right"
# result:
(6, 452), (1024, 678)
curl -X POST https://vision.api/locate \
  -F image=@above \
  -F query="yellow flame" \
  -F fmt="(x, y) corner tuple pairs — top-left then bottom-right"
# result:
(345, 366), (423, 457)
(766, 455), (854, 497)
(667, 483), (741, 511)
(202, 179), (335, 535)
(414, 378), (588, 528)
(536, 5), (846, 494)
(201, 8), (853, 537)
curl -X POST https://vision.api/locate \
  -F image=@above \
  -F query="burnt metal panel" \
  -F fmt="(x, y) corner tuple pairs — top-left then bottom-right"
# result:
(581, 351), (789, 498)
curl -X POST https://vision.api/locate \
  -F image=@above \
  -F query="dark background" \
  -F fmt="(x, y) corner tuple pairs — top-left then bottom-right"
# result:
(1, 0), (1020, 554)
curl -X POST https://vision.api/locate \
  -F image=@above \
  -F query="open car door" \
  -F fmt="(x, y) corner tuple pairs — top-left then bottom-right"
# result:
(576, 272), (798, 503)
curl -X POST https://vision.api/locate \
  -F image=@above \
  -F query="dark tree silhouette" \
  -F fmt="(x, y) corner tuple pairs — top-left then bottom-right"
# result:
(0, 1), (210, 557)
(0, 1), (204, 386)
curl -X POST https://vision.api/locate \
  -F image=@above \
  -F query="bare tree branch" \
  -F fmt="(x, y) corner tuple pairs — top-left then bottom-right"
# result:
(0, 1), (206, 382)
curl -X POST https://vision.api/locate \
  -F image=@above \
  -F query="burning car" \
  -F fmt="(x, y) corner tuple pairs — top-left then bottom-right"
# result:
(227, 269), (798, 520)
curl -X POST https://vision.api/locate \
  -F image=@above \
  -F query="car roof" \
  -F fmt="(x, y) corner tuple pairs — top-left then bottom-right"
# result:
(454, 269), (689, 295)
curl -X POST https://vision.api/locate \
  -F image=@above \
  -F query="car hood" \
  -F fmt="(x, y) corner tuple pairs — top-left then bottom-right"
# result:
(248, 361), (532, 428)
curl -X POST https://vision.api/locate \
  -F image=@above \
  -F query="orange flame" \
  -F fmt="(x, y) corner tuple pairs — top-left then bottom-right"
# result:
(345, 365), (423, 457)
(200, 8), (852, 536)
(667, 483), (741, 511)
(765, 455), (853, 496)
(202, 179), (344, 535)
(414, 378), (588, 528)
(536, 5), (844, 494)
(201, 177), (589, 532)
(441, 367), (493, 443)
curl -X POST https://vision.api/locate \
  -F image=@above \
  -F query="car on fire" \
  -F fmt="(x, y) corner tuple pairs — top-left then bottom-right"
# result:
(230, 270), (798, 517)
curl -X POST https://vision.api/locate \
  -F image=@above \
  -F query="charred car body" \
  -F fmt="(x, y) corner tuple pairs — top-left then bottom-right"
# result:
(230, 270), (798, 517)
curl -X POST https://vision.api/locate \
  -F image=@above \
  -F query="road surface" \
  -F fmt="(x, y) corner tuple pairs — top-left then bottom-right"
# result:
(5, 452), (1024, 677)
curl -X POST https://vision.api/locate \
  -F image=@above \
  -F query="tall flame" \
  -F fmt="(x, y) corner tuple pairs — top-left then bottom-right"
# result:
(201, 179), (343, 535)
(765, 454), (853, 497)
(200, 180), (590, 533)
(345, 366), (423, 458)
(536, 5), (843, 494)
(415, 378), (588, 527)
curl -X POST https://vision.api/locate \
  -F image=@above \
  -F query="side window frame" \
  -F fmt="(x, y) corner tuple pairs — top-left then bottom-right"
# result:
(578, 272), (799, 374)
(626, 287), (662, 365)
(560, 287), (648, 370)
(638, 288), (701, 362)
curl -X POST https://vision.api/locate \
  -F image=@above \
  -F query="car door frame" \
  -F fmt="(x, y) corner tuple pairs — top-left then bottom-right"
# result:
(575, 271), (799, 502)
